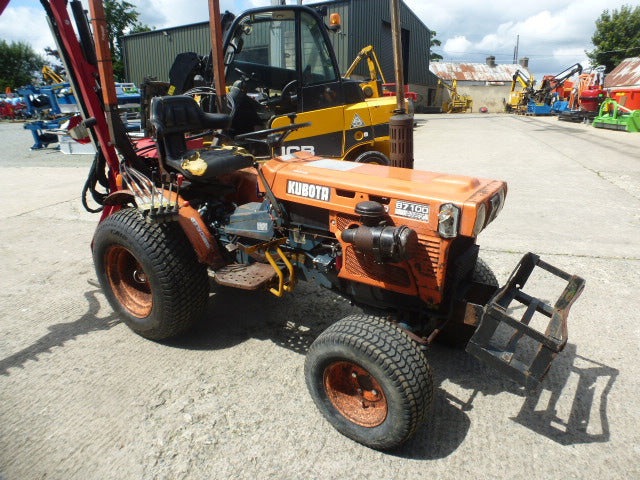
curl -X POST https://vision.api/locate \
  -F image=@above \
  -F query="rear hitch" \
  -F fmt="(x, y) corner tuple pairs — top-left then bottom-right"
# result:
(466, 253), (585, 391)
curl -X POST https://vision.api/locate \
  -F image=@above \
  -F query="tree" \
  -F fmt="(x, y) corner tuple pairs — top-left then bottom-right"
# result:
(44, 47), (66, 77)
(429, 30), (443, 62)
(104, 0), (152, 80)
(587, 5), (640, 73)
(0, 40), (46, 90)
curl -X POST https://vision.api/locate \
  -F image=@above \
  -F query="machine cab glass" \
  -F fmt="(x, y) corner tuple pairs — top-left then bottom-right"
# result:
(224, 8), (342, 132)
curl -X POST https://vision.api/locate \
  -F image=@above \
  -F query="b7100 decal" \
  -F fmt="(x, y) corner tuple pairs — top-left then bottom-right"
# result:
(394, 200), (430, 222)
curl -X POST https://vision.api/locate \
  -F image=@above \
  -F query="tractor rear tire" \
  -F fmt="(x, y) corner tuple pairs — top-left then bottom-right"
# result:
(354, 150), (391, 166)
(93, 208), (209, 340)
(305, 314), (433, 450)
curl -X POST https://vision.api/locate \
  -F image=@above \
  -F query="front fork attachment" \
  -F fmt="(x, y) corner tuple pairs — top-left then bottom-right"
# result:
(465, 253), (585, 390)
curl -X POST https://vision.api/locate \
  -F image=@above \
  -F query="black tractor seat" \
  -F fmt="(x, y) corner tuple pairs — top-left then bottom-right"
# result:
(150, 95), (255, 181)
(170, 145), (254, 180)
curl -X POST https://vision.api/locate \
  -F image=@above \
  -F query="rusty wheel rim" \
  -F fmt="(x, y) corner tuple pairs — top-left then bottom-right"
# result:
(323, 361), (388, 428)
(105, 245), (152, 318)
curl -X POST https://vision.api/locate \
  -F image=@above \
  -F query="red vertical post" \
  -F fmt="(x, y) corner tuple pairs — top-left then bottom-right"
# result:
(208, 0), (227, 112)
(88, 0), (119, 145)
(0, 0), (10, 16)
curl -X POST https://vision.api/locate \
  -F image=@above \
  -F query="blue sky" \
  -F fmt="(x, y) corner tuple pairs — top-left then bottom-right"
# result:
(0, 0), (634, 79)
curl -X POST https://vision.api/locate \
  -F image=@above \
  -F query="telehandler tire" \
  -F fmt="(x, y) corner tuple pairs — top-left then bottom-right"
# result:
(93, 208), (209, 340)
(305, 314), (433, 450)
(354, 150), (391, 166)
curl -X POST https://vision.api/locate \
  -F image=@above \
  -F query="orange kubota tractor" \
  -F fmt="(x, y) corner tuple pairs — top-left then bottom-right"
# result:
(8, 0), (585, 450)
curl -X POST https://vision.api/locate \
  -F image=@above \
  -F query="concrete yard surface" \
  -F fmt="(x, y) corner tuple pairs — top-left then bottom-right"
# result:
(0, 115), (639, 480)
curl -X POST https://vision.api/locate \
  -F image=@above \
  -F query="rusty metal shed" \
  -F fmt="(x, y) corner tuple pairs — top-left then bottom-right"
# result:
(429, 61), (531, 84)
(604, 57), (640, 89)
(429, 58), (533, 113)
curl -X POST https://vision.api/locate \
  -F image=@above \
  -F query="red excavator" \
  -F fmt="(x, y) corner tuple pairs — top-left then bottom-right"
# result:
(558, 66), (607, 123)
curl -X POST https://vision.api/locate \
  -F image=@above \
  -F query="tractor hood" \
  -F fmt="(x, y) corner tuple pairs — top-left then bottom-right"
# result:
(261, 152), (507, 237)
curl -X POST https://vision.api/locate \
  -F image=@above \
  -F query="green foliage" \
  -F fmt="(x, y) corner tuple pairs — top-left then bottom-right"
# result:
(429, 30), (443, 62)
(587, 5), (640, 73)
(105, 0), (153, 80)
(0, 40), (46, 90)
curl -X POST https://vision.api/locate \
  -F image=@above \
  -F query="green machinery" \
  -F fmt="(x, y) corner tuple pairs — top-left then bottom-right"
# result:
(593, 98), (640, 132)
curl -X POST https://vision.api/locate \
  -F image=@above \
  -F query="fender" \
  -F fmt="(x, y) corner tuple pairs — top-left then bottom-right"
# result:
(177, 202), (227, 269)
(99, 186), (226, 269)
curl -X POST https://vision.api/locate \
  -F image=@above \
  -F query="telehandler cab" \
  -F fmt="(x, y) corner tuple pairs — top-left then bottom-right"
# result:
(148, 5), (398, 165)
(9, 0), (585, 451)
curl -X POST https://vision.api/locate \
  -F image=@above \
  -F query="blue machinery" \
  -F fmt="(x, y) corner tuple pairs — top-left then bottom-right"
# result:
(18, 83), (141, 149)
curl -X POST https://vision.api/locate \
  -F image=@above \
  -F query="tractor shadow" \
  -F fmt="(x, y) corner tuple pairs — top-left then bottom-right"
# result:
(167, 281), (618, 460)
(0, 284), (120, 376)
(395, 342), (618, 460)
(164, 280), (359, 352)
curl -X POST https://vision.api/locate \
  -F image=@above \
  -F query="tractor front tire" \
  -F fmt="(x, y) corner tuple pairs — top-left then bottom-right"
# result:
(93, 208), (209, 340)
(305, 314), (433, 450)
(472, 257), (499, 286)
(437, 257), (499, 347)
(354, 150), (391, 166)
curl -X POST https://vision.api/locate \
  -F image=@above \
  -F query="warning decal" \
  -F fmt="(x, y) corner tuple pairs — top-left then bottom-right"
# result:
(351, 113), (365, 128)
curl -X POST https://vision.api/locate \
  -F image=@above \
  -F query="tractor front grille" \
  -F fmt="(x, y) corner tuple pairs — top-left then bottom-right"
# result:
(335, 213), (443, 290)
(344, 246), (411, 287)
(414, 237), (441, 279)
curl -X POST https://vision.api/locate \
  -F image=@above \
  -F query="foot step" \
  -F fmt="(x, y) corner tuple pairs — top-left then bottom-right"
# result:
(214, 262), (277, 290)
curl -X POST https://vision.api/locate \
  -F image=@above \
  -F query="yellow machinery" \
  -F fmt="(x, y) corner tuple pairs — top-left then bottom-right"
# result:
(438, 79), (472, 113)
(344, 45), (387, 99)
(41, 66), (65, 85)
(505, 69), (534, 113)
(344, 45), (417, 116)
(158, 11), (402, 164)
(222, 7), (399, 164)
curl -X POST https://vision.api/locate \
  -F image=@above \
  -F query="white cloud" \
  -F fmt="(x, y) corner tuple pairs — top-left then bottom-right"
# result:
(408, 0), (633, 77)
(0, 6), (53, 55)
(1, 0), (634, 80)
(443, 36), (472, 56)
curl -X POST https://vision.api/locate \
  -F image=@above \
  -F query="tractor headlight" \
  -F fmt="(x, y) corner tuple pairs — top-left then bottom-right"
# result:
(472, 203), (486, 236)
(438, 203), (460, 238)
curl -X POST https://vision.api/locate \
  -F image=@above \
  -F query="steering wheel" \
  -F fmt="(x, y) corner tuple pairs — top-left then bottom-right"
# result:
(235, 121), (312, 141)
(234, 67), (266, 90)
(234, 121), (312, 152)
(280, 80), (299, 103)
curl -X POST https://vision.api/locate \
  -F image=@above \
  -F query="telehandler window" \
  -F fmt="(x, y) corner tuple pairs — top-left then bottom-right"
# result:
(300, 12), (338, 85)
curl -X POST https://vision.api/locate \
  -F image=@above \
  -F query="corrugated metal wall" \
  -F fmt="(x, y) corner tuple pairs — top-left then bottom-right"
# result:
(313, 1), (350, 74)
(123, 22), (211, 85)
(312, 0), (434, 86)
(123, 0), (434, 88)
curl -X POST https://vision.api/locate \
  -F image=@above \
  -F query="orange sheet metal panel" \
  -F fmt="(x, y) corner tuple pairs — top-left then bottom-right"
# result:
(261, 152), (505, 237)
(261, 152), (506, 304)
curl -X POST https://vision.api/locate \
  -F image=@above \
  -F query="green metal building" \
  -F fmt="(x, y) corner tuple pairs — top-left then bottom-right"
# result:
(122, 0), (437, 105)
